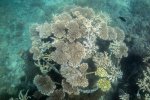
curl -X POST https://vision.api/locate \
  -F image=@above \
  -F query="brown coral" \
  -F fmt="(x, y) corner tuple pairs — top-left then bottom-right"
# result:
(66, 20), (83, 42)
(62, 79), (79, 95)
(51, 21), (67, 38)
(60, 64), (88, 87)
(33, 75), (56, 96)
(67, 42), (86, 66)
(51, 42), (86, 66)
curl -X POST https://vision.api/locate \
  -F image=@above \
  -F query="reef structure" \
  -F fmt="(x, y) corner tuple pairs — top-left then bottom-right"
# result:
(29, 6), (128, 99)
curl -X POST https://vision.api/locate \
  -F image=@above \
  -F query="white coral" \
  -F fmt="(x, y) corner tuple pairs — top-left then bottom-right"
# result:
(36, 22), (52, 39)
(109, 41), (128, 58)
(137, 66), (150, 93)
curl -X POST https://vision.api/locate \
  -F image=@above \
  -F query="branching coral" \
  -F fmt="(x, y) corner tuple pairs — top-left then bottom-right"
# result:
(109, 41), (128, 58)
(107, 65), (123, 83)
(137, 66), (150, 93)
(136, 56), (150, 100)
(93, 52), (112, 68)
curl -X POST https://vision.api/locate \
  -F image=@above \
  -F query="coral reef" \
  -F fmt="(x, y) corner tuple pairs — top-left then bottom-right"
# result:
(29, 6), (128, 99)
(1, 0), (149, 100)
(137, 58), (150, 100)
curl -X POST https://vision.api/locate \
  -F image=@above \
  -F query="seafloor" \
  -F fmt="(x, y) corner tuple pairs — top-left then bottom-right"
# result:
(0, 0), (150, 100)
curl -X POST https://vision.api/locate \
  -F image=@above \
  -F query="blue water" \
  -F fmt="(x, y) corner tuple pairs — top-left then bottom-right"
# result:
(0, 0), (150, 100)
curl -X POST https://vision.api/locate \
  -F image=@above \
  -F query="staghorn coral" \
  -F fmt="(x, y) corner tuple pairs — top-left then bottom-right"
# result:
(145, 94), (150, 100)
(119, 92), (130, 100)
(93, 52), (123, 84)
(33, 75), (56, 96)
(93, 52), (112, 68)
(136, 60), (150, 100)
(137, 66), (150, 93)
(107, 65), (123, 83)
(109, 40), (128, 58)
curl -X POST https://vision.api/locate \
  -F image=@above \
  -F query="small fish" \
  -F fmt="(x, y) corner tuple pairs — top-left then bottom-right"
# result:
(118, 16), (126, 22)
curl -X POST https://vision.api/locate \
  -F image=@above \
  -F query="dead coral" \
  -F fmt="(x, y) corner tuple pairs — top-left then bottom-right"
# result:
(33, 75), (56, 96)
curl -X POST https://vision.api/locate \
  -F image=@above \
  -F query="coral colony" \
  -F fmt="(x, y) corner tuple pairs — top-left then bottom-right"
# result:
(29, 6), (129, 99)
